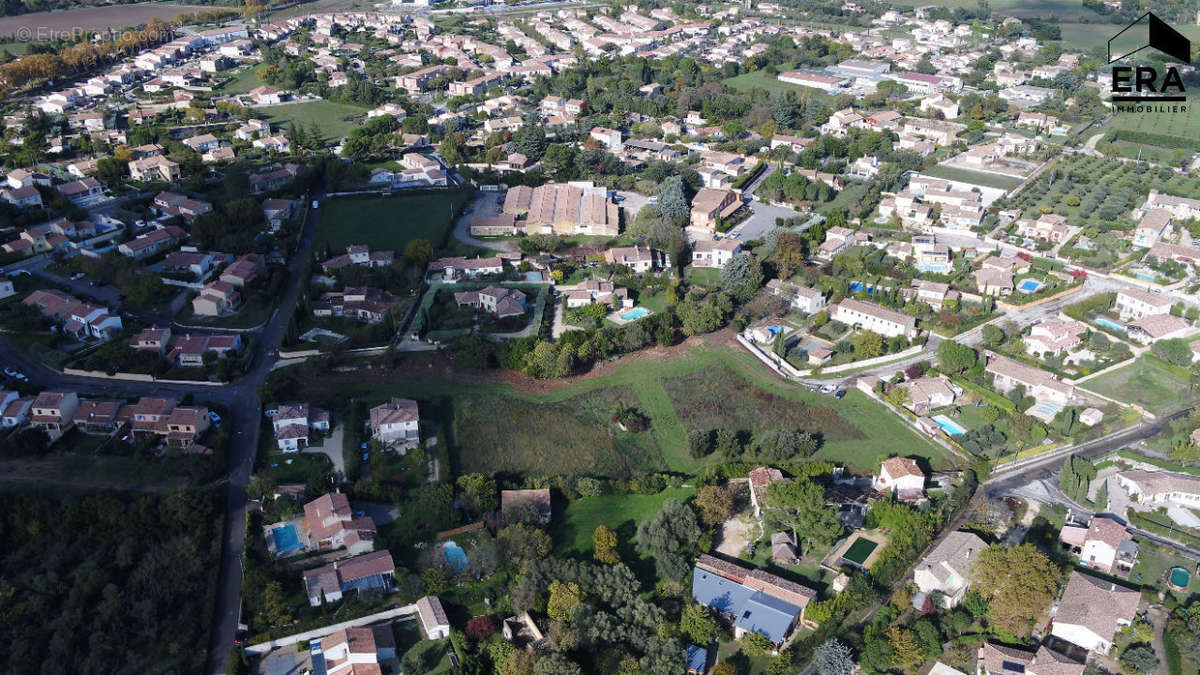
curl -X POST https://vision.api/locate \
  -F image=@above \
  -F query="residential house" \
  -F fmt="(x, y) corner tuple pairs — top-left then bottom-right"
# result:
(128, 155), (181, 182)
(23, 289), (123, 340)
(765, 279), (825, 314)
(369, 398), (419, 450)
(1133, 209), (1172, 248)
(830, 298), (918, 339)
(1, 394), (33, 428)
(1050, 571), (1140, 654)
(416, 595), (451, 639)
(29, 391), (80, 438)
(129, 327), (172, 354)
(1114, 288), (1172, 321)
(689, 188), (740, 231)
(426, 255), (505, 281)
(454, 285), (527, 319)
(691, 554), (817, 645)
(303, 492), (376, 555)
(57, 178), (104, 205)
(219, 253), (265, 287)
(748, 466), (787, 521)
(904, 280), (958, 311)
(1016, 214), (1070, 243)
(323, 244), (395, 273)
(319, 626), (396, 675)
(304, 550), (396, 606)
(118, 226), (185, 259)
(913, 531), (985, 608)
(588, 126), (623, 150)
(261, 198), (296, 230)
(563, 279), (629, 309)
(167, 333), (241, 367)
(182, 133), (220, 152)
(272, 402), (331, 452)
(977, 643), (1084, 675)
(984, 353), (1074, 407)
(873, 456), (926, 496)
(691, 238), (742, 268)
(312, 287), (402, 323)
(1127, 314), (1193, 344)
(72, 399), (123, 434)
(1059, 515), (1138, 575)
(604, 245), (669, 272)
(1115, 469), (1200, 508)
(191, 280), (241, 316)
(1025, 319), (1089, 360)
(899, 376), (957, 415)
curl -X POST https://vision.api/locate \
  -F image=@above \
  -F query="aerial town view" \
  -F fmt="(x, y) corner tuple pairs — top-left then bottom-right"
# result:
(2, 0), (1200, 672)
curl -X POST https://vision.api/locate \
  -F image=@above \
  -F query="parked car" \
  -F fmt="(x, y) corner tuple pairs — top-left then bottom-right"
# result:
(834, 390), (846, 400)
(819, 384), (836, 395)
(207, 411), (221, 423)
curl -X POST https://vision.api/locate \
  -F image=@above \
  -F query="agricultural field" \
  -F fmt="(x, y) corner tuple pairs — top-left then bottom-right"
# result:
(257, 100), (373, 143)
(722, 68), (834, 104)
(1000, 155), (1200, 229)
(888, 0), (1105, 20)
(1080, 356), (1200, 415)
(0, 2), (209, 37)
(314, 191), (470, 254)
(1096, 109), (1200, 164)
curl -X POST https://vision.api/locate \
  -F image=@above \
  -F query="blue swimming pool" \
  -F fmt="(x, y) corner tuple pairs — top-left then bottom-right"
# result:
(620, 307), (651, 321)
(1017, 279), (1044, 293)
(849, 281), (863, 292)
(272, 524), (303, 553)
(1095, 317), (1125, 332)
(1136, 272), (1155, 282)
(444, 541), (469, 573)
(931, 414), (967, 435)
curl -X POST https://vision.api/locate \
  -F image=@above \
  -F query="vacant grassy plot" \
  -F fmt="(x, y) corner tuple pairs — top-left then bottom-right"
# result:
(0, 455), (194, 492)
(722, 69), (833, 104)
(887, 0), (1102, 19)
(1100, 107), (1200, 157)
(550, 488), (695, 555)
(1081, 356), (1199, 415)
(923, 165), (1024, 191)
(315, 192), (469, 254)
(258, 100), (372, 142)
(220, 63), (268, 95)
(453, 386), (666, 477)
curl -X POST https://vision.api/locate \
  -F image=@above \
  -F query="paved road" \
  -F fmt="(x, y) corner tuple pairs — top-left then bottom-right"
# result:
(449, 192), (516, 251)
(730, 200), (799, 242)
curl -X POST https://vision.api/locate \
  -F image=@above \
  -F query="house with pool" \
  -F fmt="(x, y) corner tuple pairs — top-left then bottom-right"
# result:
(983, 353), (1074, 422)
(304, 492), (378, 556)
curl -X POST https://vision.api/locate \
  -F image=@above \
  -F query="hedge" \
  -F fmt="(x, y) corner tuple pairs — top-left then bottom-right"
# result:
(948, 375), (1017, 411)
(1112, 128), (1200, 152)
(1116, 449), (1200, 477)
(1129, 510), (1200, 550)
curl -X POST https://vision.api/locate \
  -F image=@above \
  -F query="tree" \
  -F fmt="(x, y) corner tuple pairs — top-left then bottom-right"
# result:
(981, 324), (1005, 347)
(711, 664), (737, 675)
(498, 523), (552, 563)
(1121, 645), (1158, 674)
(533, 653), (582, 675)
(514, 124), (548, 161)
(885, 385), (910, 409)
(636, 499), (703, 580)
(456, 473), (498, 514)
(1152, 338), (1193, 367)
(547, 580), (583, 622)
(938, 340), (977, 374)
(752, 429), (818, 461)
(680, 604), (717, 645)
(592, 525), (620, 564)
(261, 581), (292, 626)
(853, 330), (883, 358)
(742, 632), (773, 657)
(422, 567), (448, 593)
(688, 429), (713, 458)
(764, 480), (841, 554)
(773, 231), (807, 278)
(403, 239), (433, 267)
(695, 485), (734, 526)
(812, 638), (855, 675)
(971, 544), (1060, 635)
(886, 625), (923, 673)
(465, 616), (496, 640)
(720, 253), (764, 300)
(657, 176), (690, 225)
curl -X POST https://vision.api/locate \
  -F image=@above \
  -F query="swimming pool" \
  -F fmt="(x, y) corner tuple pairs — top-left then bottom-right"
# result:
(620, 307), (651, 321)
(849, 281), (863, 292)
(1168, 567), (1191, 590)
(271, 524), (304, 553)
(444, 541), (469, 573)
(842, 538), (878, 565)
(931, 414), (967, 435)
(1095, 317), (1125, 332)
(1135, 271), (1155, 282)
(1017, 279), (1044, 293)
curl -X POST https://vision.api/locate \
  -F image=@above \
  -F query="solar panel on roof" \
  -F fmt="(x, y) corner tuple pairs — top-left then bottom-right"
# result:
(1001, 661), (1026, 673)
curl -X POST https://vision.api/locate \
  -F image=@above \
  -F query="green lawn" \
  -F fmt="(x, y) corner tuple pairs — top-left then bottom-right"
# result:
(257, 100), (373, 143)
(315, 192), (470, 255)
(1081, 356), (1200, 415)
(922, 165), (1024, 191)
(889, 0), (1104, 19)
(550, 488), (695, 555)
(684, 267), (723, 286)
(265, 452), (332, 484)
(1128, 540), (1200, 597)
(281, 343), (957, 479)
(722, 68), (834, 103)
(1100, 101), (1200, 152)
(219, 63), (269, 94)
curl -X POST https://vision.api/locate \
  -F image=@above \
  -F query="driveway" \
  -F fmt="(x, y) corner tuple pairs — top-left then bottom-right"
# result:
(450, 192), (517, 251)
(613, 190), (651, 218)
(730, 201), (799, 241)
(304, 424), (344, 478)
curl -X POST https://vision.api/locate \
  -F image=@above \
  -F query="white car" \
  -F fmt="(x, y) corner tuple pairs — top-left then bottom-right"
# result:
(819, 384), (836, 395)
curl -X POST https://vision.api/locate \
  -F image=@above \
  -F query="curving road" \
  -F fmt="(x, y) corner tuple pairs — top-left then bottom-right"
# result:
(0, 182), (325, 675)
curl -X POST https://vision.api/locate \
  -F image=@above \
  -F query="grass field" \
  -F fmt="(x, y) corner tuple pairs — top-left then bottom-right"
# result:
(923, 165), (1024, 191)
(1081, 356), (1200, 415)
(0, 2), (210, 37)
(722, 69), (834, 104)
(315, 192), (470, 254)
(887, 0), (1103, 19)
(220, 63), (269, 95)
(258, 100), (372, 143)
(297, 343), (957, 479)
(1099, 107), (1200, 157)
(550, 488), (695, 555)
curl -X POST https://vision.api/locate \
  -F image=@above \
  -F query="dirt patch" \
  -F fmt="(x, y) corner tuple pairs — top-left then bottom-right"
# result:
(715, 514), (758, 557)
